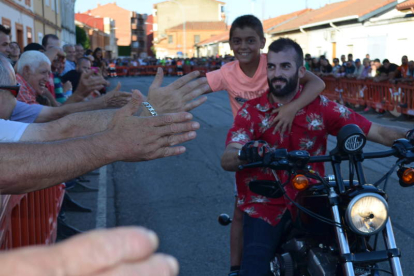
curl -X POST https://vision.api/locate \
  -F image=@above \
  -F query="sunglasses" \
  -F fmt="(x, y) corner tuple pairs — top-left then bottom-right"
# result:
(0, 84), (20, 97)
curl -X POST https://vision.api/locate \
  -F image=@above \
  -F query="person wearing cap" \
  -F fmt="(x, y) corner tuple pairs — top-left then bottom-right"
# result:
(351, 58), (364, 78)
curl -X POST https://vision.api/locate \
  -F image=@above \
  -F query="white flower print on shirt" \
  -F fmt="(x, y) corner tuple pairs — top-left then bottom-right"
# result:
(230, 129), (250, 143)
(244, 207), (258, 216)
(306, 113), (324, 131)
(250, 195), (271, 204)
(334, 103), (351, 119)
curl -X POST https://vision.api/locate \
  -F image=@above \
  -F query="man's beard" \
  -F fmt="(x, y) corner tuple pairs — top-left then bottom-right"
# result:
(268, 71), (299, 98)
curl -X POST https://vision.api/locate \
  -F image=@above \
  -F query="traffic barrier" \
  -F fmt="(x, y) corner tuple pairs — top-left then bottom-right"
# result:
(115, 65), (212, 77)
(115, 66), (128, 77)
(322, 77), (413, 116)
(0, 184), (65, 249)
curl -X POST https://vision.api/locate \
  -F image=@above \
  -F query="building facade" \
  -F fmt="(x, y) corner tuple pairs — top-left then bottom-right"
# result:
(33, 0), (61, 44)
(268, 0), (413, 64)
(153, 0), (225, 57)
(60, 0), (76, 45)
(85, 3), (147, 57)
(0, 0), (35, 49)
(75, 13), (111, 56)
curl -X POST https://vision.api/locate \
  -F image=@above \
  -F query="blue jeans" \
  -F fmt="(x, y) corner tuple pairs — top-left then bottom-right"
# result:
(240, 211), (291, 276)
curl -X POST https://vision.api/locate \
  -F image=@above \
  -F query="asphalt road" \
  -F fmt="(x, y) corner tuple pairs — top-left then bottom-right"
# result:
(65, 76), (414, 276)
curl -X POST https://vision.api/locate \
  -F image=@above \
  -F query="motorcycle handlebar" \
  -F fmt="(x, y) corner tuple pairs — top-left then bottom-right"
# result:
(239, 148), (399, 170)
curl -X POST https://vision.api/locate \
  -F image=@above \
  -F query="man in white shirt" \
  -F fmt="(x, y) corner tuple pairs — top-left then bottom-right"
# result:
(0, 119), (28, 142)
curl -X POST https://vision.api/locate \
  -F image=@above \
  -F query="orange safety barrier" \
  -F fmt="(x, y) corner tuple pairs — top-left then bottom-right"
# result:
(398, 84), (414, 116)
(115, 66), (129, 77)
(115, 65), (215, 77)
(193, 66), (208, 77)
(322, 77), (413, 116)
(0, 184), (65, 249)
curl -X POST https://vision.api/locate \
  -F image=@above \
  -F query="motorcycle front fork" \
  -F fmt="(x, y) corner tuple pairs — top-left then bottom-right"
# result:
(329, 188), (403, 276)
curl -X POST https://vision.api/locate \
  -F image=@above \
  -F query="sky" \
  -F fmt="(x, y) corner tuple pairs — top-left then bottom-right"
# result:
(75, 0), (344, 23)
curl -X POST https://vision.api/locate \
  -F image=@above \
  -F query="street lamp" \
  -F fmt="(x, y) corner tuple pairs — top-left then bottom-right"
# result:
(168, 0), (186, 58)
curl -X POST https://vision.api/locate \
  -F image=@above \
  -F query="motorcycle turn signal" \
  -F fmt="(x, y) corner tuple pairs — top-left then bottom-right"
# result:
(291, 174), (309, 191)
(398, 167), (414, 187)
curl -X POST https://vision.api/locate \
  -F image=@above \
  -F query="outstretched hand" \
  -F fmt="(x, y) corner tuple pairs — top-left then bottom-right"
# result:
(146, 67), (209, 114)
(107, 90), (200, 162)
(269, 103), (299, 135)
(0, 227), (179, 276)
(75, 71), (110, 99)
(100, 82), (132, 108)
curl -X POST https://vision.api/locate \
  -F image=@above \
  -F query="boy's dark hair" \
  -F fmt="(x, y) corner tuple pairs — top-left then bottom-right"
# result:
(42, 34), (59, 47)
(230, 15), (264, 40)
(268, 38), (304, 68)
(0, 24), (11, 35)
(382, 59), (390, 64)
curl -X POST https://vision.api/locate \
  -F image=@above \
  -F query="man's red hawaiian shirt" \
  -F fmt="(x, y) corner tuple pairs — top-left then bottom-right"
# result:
(16, 74), (37, 104)
(225, 90), (372, 226)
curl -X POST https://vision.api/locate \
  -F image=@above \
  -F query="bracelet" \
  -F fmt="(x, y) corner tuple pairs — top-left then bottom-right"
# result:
(142, 102), (157, 116)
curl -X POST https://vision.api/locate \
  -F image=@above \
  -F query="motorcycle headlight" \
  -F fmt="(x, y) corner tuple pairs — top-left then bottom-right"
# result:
(345, 193), (388, 236)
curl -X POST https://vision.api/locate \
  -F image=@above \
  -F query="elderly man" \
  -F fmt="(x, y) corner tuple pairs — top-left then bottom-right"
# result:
(0, 24), (11, 58)
(62, 44), (76, 75)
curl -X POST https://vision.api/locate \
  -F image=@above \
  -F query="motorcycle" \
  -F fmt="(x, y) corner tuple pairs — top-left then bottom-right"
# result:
(219, 124), (414, 276)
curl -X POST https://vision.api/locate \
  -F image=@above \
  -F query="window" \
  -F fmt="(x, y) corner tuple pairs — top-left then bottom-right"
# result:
(25, 0), (31, 6)
(51, 0), (55, 11)
(26, 26), (32, 44)
(15, 23), (24, 51)
(194, 35), (200, 44)
(45, 0), (49, 6)
(2, 18), (11, 29)
(168, 35), (173, 44)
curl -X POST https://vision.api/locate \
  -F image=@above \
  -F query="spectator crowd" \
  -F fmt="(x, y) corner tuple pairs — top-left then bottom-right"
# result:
(0, 23), (212, 276)
(305, 53), (414, 84)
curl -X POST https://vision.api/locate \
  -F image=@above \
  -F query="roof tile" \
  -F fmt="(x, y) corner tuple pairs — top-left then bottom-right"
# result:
(270, 0), (397, 34)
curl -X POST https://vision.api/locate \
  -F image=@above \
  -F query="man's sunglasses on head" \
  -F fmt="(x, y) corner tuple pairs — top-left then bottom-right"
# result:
(0, 84), (20, 97)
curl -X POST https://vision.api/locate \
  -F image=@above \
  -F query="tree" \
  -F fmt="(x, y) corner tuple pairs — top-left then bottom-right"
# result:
(76, 26), (90, 49)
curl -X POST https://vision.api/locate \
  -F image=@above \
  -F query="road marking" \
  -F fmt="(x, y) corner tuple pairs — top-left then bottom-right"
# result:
(96, 166), (107, 228)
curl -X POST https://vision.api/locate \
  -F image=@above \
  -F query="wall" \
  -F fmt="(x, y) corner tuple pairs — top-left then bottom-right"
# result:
(0, 1), (35, 48)
(160, 27), (226, 58)
(88, 3), (131, 46)
(60, 0), (76, 45)
(154, 0), (224, 40)
(270, 9), (414, 64)
(33, 0), (61, 43)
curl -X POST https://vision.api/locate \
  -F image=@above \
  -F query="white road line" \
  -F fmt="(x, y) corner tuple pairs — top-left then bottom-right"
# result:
(96, 166), (107, 228)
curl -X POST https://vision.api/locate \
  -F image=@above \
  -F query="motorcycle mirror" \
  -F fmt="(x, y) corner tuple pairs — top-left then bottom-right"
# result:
(218, 214), (232, 226)
(249, 180), (283, 198)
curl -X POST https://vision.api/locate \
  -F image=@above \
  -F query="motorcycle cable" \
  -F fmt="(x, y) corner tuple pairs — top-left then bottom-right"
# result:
(373, 159), (406, 190)
(349, 156), (355, 187)
(273, 172), (343, 228)
(354, 265), (393, 275)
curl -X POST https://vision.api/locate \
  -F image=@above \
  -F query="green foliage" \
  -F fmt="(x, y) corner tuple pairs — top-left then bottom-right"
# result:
(118, 46), (131, 57)
(150, 45), (156, 56)
(76, 26), (90, 49)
